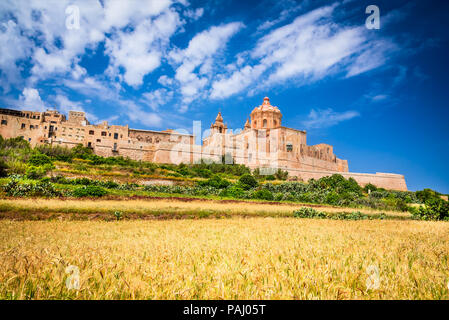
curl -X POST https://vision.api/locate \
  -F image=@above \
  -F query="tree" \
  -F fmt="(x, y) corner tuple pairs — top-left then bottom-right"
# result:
(238, 174), (258, 190)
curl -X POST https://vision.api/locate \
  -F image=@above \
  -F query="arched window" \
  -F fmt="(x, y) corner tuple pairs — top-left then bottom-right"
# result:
(263, 119), (267, 128)
(273, 120), (277, 127)
(219, 127), (222, 133)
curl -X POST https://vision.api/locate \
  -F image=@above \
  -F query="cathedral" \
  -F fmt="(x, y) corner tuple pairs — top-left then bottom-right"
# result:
(203, 97), (349, 173)
(0, 97), (407, 190)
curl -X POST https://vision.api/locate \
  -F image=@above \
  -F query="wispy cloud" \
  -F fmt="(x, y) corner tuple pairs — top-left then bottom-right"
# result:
(168, 22), (244, 108)
(210, 3), (397, 99)
(301, 108), (360, 129)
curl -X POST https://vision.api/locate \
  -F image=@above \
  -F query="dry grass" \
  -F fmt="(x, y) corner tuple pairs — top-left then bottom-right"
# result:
(0, 198), (411, 220)
(1, 218), (448, 299)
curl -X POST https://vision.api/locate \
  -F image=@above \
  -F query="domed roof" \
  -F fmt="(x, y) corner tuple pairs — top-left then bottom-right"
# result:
(251, 97), (281, 114)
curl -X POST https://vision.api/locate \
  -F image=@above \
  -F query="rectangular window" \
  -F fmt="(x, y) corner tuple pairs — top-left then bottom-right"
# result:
(101, 131), (107, 136)
(96, 139), (101, 143)
(286, 143), (293, 152)
(114, 133), (119, 139)
(89, 130), (94, 135)
(21, 123), (26, 129)
(1, 120), (7, 125)
(30, 125), (34, 129)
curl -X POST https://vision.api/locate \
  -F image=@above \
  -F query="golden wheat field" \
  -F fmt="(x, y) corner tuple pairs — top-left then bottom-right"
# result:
(1, 218), (448, 300)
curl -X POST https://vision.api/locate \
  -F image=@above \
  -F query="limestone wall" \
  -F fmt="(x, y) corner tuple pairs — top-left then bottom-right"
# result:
(285, 168), (408, 191)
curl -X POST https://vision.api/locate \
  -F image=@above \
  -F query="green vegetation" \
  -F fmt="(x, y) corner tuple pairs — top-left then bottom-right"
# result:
(238, 174), (258, 190)
(0, 135), (448, 220)
(2, 178), (62, 197)
(72, 185), (108, 198)
(412, 198), (449, 221)
(293, 207), (387, 220)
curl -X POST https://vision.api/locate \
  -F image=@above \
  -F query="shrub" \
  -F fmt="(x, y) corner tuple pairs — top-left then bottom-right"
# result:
(415, 188), (441, 203)
(275, 169), (289, 180)
(325, 191), (340, 205)
(394, 199), (410, 212)
(6, 160), (27, 175)
(113, 211), (124, 221)
(294, 207), (326, 219)
(265, 175), (275, 181)
(225, 185), (245, 198)
(2, 179), (62, 197)
(253, 189), (274, 201)
(0, 159), (8, 177)
(198, 175), (231, 189)
(364, 183), (378, 193)
(71, 144), (94, 159)
(28, 153), (52, 166)
(36, 145), (73, 162)
(412, 198), (449, 221)
(274, 193), (284, 201)
(73, 185), (108, 198)
(238, 174), (258, 190)
(294, 208), (382, 220)
(26, 166), (47, 179)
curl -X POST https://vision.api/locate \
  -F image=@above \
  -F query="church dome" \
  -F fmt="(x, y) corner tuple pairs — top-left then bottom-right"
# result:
(250, 96), (282, 129)
(251, 97), (281, 114)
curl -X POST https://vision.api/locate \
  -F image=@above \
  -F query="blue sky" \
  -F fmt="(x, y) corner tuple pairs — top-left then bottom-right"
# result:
(0, 0), (448, 193)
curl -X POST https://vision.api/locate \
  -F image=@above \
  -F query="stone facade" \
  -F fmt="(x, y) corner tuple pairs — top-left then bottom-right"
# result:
(0, 108), (194, 164)
(202, 97), (407, 191)
(0, 97), (407, 191)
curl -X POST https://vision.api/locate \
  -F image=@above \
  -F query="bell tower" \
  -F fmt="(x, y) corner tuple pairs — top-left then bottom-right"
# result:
(210, 112), (227, 134)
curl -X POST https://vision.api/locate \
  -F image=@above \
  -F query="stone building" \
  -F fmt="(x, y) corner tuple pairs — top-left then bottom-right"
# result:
(203, 97), (406, 191)
(0, 97), (408, 190)
(0, 108), (195, 164)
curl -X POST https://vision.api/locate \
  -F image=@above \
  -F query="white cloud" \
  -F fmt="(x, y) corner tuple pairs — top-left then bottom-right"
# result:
(345, 40), (396, 77)
(105, 7), (182, 87)
(170, 22), (244, 105)
(0, 20), (33, 91)
(142, 88), (173, 111)
(63, 76), (119, 100)
(256, 5), (302, 31)
(184, 8), (204, 21)
(210, 64), (266, 99)
(101, 0), (173, 30)
(210, 3), (396, 99)
(19, 88), (47, 112)
(0, 0), (183, 87)
(301, 108), (360, 129)
(71, 65), (87, 80)
(158, 75), (174, 87)
(370, 94), (388, 102)
(124, 101), (163, 127)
